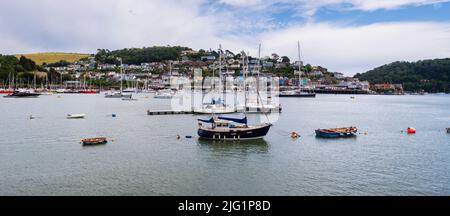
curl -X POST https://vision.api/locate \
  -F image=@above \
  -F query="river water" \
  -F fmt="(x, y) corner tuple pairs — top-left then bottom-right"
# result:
(0, 93), (449, 195)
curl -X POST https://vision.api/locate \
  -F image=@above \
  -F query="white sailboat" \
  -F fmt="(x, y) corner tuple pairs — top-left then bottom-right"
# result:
(105, 57), (131, 98)
(241, 44), (281, 113)
(193, 45), (235, 114)
(279, 41), (316, 98)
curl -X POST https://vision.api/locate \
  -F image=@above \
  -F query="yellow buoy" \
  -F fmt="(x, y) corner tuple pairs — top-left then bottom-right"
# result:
(291, 132), (300, 139)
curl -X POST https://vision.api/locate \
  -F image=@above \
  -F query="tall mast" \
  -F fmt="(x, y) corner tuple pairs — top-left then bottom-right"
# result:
(244, 51), (249, 118)
(119, 57), (123, 93)
(33, 72), (36, 90)
(257, 44), (261, 106)
(297, 41), (302, 90)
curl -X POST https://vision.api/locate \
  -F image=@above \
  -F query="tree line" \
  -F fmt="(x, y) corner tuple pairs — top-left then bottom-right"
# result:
(354, 58), (450, 93)
(95, 46), (190, 65)
(0, 55), (45, 85)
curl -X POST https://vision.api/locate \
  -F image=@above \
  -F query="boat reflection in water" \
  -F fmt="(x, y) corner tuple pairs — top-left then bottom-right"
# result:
(197, 138), (269, 154)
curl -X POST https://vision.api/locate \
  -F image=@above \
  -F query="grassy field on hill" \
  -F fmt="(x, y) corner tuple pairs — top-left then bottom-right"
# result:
(15, 52), (91, 65)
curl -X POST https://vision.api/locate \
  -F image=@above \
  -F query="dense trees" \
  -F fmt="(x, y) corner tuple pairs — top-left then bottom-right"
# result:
(45, 60), (71, 67)
(355, 58), (450, 92)
(95, 46), (190, 65)
(0, 55), (42, 84)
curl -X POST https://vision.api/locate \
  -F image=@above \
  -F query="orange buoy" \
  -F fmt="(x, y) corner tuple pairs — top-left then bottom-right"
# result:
(407, 127), (416, 134)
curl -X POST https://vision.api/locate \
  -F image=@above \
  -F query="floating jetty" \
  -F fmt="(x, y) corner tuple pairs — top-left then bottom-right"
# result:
(147, 110), (194, 115)
(147, 107), (279, 116)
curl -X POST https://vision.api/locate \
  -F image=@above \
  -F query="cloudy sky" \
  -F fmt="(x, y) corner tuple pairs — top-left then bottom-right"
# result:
(1, 0), (450, 74)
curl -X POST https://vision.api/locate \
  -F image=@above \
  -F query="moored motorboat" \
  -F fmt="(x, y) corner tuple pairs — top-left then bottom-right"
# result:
(105, 91), (124, 98)
(3, 90), (41, 98)
(278, 90), (316, 98)
(81, 137), (107, 146)
(315, 127), (358, 138)
(67, 114), (86, 119)
(154, 89), (176, 99)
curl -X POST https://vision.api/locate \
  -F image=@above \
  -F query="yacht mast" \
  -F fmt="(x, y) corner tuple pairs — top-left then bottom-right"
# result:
(257, 44), (261, 107)
(297, 41), (302, 91)
(120, 57), (123, 93)
(33, 72), (36, 90)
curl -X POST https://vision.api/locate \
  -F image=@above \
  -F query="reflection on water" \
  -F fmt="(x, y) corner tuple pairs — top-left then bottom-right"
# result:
(197, 138), (269, 154)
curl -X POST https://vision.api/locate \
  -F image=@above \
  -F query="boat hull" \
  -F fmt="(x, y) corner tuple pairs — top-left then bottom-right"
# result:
(315, 129), (357, 138)
(67, 114), (86, 119)
(4, 93), (40, 98)
(198, 124), (272, 140)
(82, 138), (107, 146)
(279, 93), (316, 98)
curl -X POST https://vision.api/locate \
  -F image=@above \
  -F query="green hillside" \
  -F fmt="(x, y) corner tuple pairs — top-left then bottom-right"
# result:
(355, 58), (450, 93)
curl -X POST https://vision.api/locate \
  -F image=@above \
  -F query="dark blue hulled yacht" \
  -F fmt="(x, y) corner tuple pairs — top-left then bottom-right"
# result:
(198, 116), (272, 140)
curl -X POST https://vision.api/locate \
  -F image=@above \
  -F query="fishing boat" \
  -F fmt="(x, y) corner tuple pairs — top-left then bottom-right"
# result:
(3, 90), (41, 98)
(315, 127), (358, 138)
(279, 41), (316, 98)
(81, 137), (107, 146)
(67, 114), (86, 119)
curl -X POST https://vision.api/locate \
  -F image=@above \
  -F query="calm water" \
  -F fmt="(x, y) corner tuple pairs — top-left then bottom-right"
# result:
(0, 93), (449, 195)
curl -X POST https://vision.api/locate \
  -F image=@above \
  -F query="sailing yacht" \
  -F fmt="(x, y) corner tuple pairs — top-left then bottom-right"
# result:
(197, 116), (272, 140)
(194, 45), (235, 114)
(279, 41), (316, 98)
(4, 89), (41, 98)
(105, 57), (131, 98)
(242, 44), (282, 112)
(197, 51), (272, 140)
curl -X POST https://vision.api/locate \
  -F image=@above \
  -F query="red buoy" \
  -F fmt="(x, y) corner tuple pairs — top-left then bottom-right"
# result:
(407, 127), (416, 134)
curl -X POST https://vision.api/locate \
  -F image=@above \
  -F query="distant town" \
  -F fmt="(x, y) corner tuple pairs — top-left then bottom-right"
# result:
(3, 46), (447, 94)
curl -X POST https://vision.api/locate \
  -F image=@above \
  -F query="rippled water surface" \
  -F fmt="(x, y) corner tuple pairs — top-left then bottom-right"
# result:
(0, 93), (449, 195)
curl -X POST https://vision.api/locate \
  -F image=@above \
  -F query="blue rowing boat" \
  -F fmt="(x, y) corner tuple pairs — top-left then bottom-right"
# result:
(315, 127), (358, 138)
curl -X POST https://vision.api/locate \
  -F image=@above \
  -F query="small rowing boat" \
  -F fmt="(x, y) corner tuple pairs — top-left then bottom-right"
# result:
(67, 114), (86, 119)
(315, 127), (358, 138)
(81, 137), (107, 146)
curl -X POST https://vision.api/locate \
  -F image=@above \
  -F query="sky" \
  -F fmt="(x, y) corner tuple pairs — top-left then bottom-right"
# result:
(1, 0), (450, 75)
